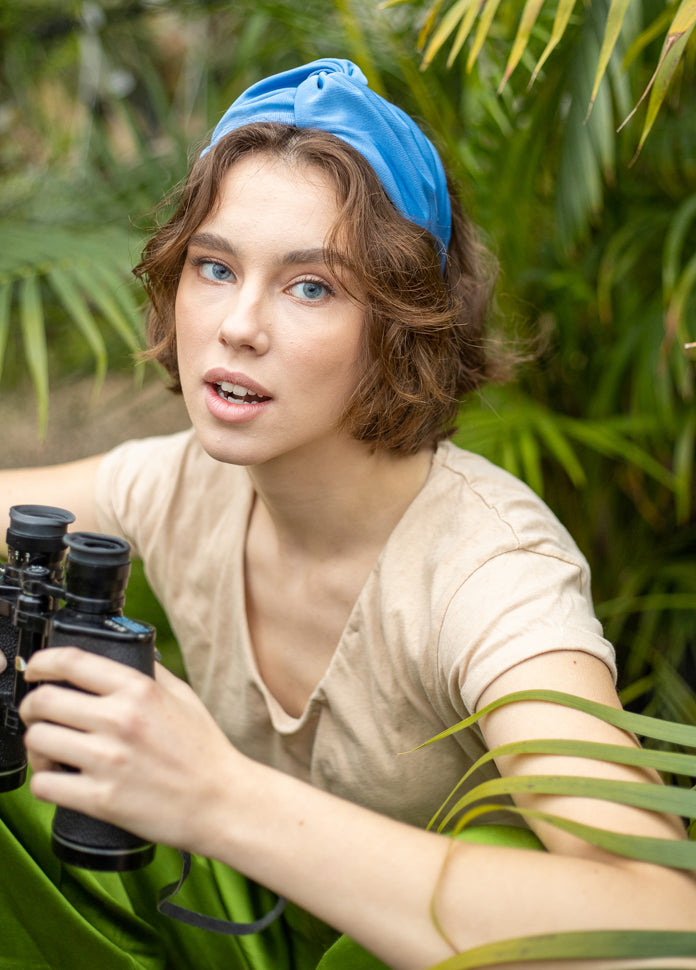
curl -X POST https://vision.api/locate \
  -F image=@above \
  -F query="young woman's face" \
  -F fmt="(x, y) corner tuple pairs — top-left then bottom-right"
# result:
(175, 155), (365, 470)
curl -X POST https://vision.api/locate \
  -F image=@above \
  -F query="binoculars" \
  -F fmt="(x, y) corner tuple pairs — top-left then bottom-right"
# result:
(0, 504), (157, 872)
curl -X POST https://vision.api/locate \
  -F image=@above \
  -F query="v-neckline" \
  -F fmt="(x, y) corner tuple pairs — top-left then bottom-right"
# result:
(235, 446), (444, 731)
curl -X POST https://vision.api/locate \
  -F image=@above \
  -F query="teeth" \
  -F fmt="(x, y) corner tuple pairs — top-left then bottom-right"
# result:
(219, 381), (249, 396)
(216, 381), (266, 403)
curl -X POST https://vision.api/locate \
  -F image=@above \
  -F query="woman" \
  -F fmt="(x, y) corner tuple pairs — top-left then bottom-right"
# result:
(1, 59), (695, 970)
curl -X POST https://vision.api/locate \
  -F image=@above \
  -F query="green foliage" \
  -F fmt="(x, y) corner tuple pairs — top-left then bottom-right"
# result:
(1, 2), (695, 964)
(421, 689), (696, 966)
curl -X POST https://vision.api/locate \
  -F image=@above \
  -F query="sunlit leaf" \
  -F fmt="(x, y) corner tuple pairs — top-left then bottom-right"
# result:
(498, 0), (545, 92)
(587, 0), (632, 117)
(416, 0), (447, 51)
(530, 0), (579, 85)
(466, 0), (502, 72)
(446, 0), (483, 67)
(620, 0), (696, 146)
(421, 0), (479, 69)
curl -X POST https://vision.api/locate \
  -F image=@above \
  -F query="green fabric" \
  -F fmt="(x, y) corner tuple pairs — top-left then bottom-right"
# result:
(0, 783), (335, 970)
(1, 784), (542, 970)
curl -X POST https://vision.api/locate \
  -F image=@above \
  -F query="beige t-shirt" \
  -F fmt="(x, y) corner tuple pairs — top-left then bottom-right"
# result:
(95, 429), (616, 829)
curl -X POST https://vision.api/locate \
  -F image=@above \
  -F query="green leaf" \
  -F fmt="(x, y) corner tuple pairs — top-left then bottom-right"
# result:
(19, 275), (49, 438)
(449, 801), (696, 868)
(587, 0), (632, 117)
(421, 0), (479, 69)
(414, 689), (696, 749)
(415, 0), (447, 51)
(636, 16), (695, 154)
(0, 282), (11, 382)
(47, 267), (108, 391)
(533, 415), (587, 487)
(69, 259), (142, 354)
(429, 737), (696, 830)
(427, 929), (696, 969)
(466, 0), (503, 72)
(620, 0), (696, 147)
(530, 0), (579, 85)
(673, 411), (696, 523)
(662, 195), (696, 300)
(666, 250), (696, 344)
(558, 419), (675, 489)
(518, 427), (543, 496)
(445, 0), (483, 68)
(498, 0), (545, 92)
(437, 774), (696, 836)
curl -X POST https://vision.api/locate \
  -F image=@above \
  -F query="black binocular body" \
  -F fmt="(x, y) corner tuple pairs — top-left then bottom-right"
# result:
(0, 504), (157, 872)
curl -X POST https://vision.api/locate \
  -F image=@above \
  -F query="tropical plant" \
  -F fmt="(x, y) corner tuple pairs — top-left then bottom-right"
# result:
(421, 689), (696, 968)
(1, 5), (695, 964)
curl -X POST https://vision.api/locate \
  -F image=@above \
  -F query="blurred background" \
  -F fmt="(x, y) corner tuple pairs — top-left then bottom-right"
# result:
(1, 0), (695, 720)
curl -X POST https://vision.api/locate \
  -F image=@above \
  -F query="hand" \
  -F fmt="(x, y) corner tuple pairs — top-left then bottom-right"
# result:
(18, 647), (247, 853)
(0, 652), (6, 674)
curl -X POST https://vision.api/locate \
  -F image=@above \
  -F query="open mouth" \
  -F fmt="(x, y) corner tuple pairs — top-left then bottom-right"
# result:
(215, 381), (270, 405)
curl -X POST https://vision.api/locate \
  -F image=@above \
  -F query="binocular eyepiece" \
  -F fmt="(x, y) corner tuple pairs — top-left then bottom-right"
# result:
(0, 505), (157, 872)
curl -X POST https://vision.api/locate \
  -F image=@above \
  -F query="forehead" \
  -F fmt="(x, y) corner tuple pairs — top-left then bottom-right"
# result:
(204, 154), (340, 228)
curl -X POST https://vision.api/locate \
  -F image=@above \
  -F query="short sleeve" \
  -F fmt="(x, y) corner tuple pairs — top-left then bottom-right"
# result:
(94, 429), (197, 559)
(439, 548), (617, 713)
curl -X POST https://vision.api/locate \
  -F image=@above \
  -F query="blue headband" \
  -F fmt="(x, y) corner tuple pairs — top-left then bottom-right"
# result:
(205, 58), (452, 266)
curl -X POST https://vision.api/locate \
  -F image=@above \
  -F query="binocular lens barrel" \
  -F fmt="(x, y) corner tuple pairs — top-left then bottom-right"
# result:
(6, 505), (76, 560)
(62, 533), (131, 612)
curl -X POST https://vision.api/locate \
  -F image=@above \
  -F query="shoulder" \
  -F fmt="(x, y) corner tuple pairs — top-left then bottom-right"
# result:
(416, 440), (585, 566)
(95, 428), (251, 553)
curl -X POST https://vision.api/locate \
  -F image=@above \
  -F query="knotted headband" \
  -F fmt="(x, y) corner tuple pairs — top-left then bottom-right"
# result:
(205, 58), (452, 266)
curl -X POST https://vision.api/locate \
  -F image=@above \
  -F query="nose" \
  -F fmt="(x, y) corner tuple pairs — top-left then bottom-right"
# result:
(217, 288), (270, 354)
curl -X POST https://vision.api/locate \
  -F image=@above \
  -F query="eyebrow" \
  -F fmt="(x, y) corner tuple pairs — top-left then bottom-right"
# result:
(187, 232), (348, 269)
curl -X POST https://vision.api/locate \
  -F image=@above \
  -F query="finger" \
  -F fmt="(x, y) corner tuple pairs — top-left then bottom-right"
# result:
(29, 761), (107, 818)
(19, 682), (105, 732)
(25, 718), (121, 778)
(24, 720), (85, 773)
(24, 646), (148, 695)
(0, 652), (6, 675)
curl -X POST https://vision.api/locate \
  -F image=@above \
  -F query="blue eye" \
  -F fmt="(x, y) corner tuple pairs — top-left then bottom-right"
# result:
(290, 280), (331, 301)
(199, 260), (232, 282)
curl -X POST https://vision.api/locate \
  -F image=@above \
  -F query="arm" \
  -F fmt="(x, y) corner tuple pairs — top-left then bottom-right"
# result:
(18, 647), (696, 970)
(0, 454), (105, 555)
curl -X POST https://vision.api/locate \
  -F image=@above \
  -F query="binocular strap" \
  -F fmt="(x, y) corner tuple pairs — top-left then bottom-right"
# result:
(157, 850), (287, 935)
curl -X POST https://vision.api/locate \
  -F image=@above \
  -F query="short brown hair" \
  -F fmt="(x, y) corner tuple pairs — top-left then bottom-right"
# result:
(134, 123), (509, 454)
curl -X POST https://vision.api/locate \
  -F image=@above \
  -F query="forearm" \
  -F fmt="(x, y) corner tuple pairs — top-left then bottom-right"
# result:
(195, 755), (696, 970)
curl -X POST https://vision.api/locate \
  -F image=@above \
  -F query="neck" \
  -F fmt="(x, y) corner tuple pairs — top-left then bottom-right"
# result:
(245, 437), (435, 558)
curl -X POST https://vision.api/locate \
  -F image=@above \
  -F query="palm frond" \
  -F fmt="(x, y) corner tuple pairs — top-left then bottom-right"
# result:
(415, 689), (696, 968)
(398, 0), (694, 151)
